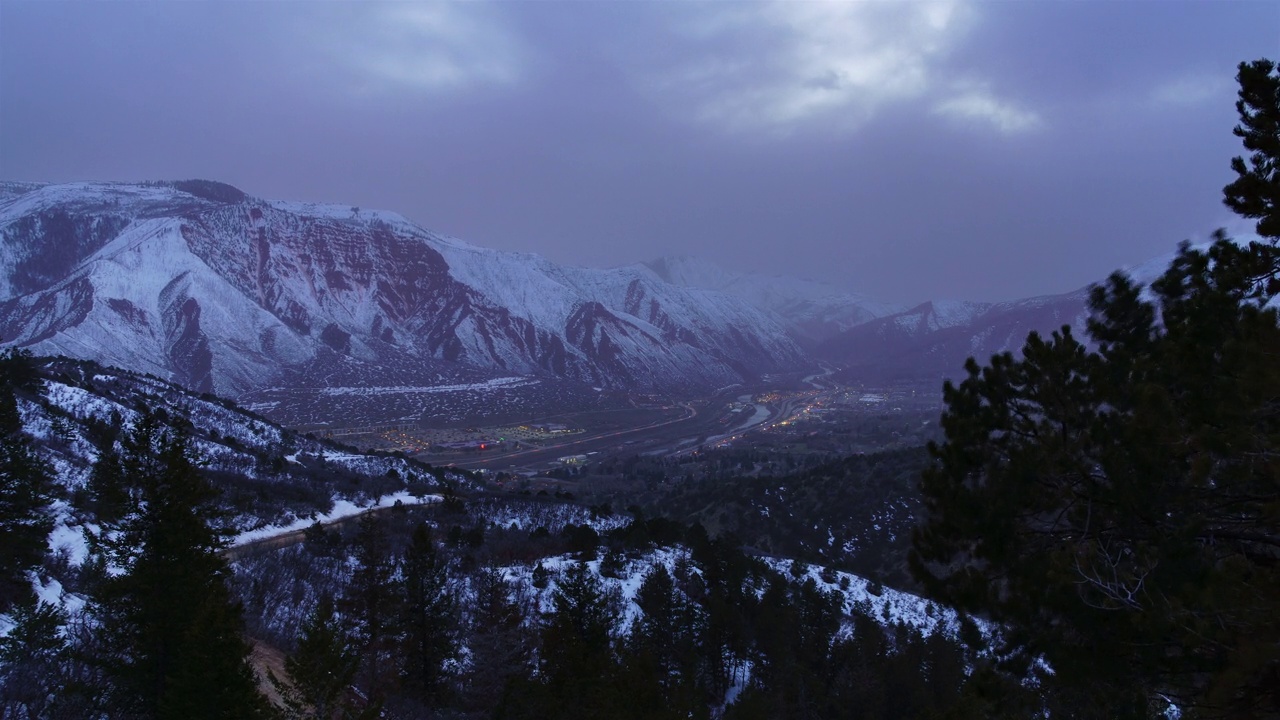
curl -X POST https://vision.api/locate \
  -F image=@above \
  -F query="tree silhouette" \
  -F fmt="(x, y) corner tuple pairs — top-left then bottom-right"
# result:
(92, 415), (272, 719)
(913, 58), (1280, 717)
(395, 522), (456, 708)
(271, 594), (359, 720)
(0, 350), (54, 611)
(1224, 59), (1280, 239)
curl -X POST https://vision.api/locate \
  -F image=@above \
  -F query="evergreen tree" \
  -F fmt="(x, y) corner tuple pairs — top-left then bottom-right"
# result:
(340, 512), (396, 711)
(0, 349), (55, 611)
(271, 594), (359, 720)
(87, 440), (130, 523)
(530, 561), (549, 589)
(394, 522), (456, 709)
(820, 613), (891, 720)
(540, 560), (618, 687)
(1224, 59), (1280, 239)
(91, 416), (272, 719)
(462, 566), (532, 716)
(497, 561), (623, 720)
(0, 591), (68, 719)
(690, 534), (752, 704)
(627, 564), (706, 717)
(913, 58), (1280, 717)
(734, 577), (840, 718)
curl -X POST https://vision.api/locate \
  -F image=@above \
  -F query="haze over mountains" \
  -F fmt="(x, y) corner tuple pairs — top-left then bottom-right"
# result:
(641, 254), (904, 345)
(0, 179), (1181, 415)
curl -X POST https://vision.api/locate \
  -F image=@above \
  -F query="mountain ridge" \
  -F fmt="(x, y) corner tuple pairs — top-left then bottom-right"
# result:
(0, 181), (811, 423)
(1, 179), (1216, 413)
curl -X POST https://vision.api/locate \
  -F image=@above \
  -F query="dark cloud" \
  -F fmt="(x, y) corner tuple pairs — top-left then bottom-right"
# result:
(2, 1), (1277, 303)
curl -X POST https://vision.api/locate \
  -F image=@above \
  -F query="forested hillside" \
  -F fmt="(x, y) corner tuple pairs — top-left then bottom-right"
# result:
(0, 348), (1019, 719)
(648, 448), (929, 588)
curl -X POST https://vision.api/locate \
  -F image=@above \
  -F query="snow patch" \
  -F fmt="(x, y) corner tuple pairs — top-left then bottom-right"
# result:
(231, 492), (443, 546)
(48, 523), (91, 567)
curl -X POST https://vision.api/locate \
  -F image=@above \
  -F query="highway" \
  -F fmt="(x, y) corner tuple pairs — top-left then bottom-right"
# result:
(459, 387), (846, 470)
(440, 401), (700, 471)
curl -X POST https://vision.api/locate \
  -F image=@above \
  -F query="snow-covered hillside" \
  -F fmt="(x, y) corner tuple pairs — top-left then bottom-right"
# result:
(12, 356), (464, 557)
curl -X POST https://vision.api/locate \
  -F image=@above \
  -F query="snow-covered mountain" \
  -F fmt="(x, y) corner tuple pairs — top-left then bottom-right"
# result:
(647, 242), (1229, 386)
(816, 243), (1206, 385)
(0, 181), (809, 411)
(820, 292), (1090, 384)
(643, 255), (902, 345)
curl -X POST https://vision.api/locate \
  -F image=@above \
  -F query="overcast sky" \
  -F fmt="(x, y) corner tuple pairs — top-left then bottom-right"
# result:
(2, 1), (1277, 304)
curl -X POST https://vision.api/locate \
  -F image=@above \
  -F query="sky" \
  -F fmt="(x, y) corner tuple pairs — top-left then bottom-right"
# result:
(1, 1), (1277, 305)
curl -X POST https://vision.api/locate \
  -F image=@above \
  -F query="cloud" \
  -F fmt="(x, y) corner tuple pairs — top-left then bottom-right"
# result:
(934, 87), (1041, 134)
(312, 3), (526, 94)
(1150, 74), (1231, 107)
(641, 0), (975, 133)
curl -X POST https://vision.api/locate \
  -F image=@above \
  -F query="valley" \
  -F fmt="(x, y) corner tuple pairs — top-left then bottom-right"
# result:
(3, 6), (1275, 715)
(2, 128), (1272, 716)
(319, 376), (943, 481)
(0, 350), (981, 719)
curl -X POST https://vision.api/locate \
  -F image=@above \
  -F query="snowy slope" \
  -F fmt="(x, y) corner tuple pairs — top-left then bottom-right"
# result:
(510, 550), (977, 641)
(15, 357), (460, 529)
(0, 181), (811, 407)
(0, 354), (470, 636)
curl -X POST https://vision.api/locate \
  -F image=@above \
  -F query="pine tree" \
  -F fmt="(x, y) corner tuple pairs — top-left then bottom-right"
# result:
(690, 535), (751, 705)
(0, 349), (54, 611)
(821, 613), (891, 720)
(913, 58), (1280, 717)
(1224, 59), (1280, 239)
(91, 416), (273, 719)
(0, 590), (67, 719)
(340, 512), (396, 711)
(461, 565), (532, 716)
(498, 561), (624, 720)
(87, 441), (129, 523)
(627, 564), (706, 716)
(737, 577), (840, 718)
(530, 561), (549, 589)
(541, 560), (617, 679)
(271, 594), (359, 720)
(394, 522), (456, 709)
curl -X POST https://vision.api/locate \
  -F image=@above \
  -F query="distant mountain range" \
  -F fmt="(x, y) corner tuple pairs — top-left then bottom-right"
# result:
(645, 240), (1201, 386)
(0, 179), (1188, 418)
(814, 244), (1194, 384)
(819, 293), (1091, 384)
(0, 180), (806, 418)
